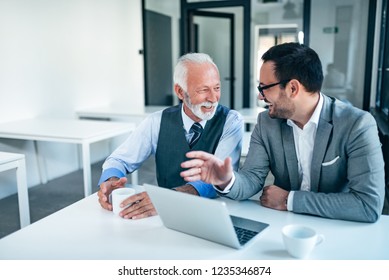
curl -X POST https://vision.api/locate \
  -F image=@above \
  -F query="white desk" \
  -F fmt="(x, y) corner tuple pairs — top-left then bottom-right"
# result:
(0, 118), (134, 197)
(76, 106), (168, 185)
(0, 188), (388, 260)
(238, 107), (267, 125)
(76, 105), (167, 121)
(0, 152), (30, 228)
(242, 131), (251, 157)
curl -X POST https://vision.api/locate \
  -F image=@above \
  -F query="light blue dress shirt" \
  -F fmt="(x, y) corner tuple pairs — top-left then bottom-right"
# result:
(98, 105), (243, 198)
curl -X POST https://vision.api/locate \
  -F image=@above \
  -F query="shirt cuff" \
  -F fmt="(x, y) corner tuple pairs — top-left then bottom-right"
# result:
(97, 168), (126, 186)
(287, 191), (294, 211)
(213, 173), (236, 194)
(187, 181), (218, 198)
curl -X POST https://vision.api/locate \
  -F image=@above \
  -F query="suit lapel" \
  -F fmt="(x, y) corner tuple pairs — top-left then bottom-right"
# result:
(310, 96), (333, 192)
(281, 122), (300, 190)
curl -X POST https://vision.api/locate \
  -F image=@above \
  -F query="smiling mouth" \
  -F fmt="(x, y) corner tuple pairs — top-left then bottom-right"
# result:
(202, 104), (214, 110)
(264, 100), (272, 107)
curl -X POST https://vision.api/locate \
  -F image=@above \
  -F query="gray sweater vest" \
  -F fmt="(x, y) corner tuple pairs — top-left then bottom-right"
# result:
(155, 104), (229, 188)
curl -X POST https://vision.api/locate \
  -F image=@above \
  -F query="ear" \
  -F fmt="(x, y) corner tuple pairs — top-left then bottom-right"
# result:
(288, 79), (300, 98)
(174, 84), (184, 101)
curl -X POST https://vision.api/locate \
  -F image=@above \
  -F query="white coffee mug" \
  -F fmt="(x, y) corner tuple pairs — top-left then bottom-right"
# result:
(282, 224), (325, 259)
(111, 188), (136, 215)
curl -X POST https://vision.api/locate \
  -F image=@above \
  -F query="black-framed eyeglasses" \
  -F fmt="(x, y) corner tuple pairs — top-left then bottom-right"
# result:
(257, 79), (291, 97)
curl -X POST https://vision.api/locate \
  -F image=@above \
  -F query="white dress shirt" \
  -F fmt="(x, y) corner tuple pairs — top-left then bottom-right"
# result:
(218, 94), (325, 206)
(286, 93), (324, 210)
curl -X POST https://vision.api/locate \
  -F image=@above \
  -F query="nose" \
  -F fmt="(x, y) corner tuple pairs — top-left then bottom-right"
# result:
(257, 91), (265, 100)
(207, 88), (219, 103)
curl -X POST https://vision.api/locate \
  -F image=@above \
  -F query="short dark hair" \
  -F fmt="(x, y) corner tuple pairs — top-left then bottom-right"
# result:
(261, 42), (323, 93)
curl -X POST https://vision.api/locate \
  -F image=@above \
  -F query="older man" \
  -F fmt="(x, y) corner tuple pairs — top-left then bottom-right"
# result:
(97, 53), (243, 219)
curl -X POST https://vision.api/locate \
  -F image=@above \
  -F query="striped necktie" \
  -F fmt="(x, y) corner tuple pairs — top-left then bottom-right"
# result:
(189, 122), (203, 148)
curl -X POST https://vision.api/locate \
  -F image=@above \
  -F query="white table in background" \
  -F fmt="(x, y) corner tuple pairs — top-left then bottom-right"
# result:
(0, 187), (388, 260)
(238, 107), (267, 125)
(77, 105), (266, 126)
(0, 152), (30, 228)
(76, 105), (167, 121)
(0, 118), (134, 197)
(76, 105), (167, 185)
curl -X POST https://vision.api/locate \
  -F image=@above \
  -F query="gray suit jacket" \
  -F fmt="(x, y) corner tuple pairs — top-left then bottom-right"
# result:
(228, 95), (385, 222)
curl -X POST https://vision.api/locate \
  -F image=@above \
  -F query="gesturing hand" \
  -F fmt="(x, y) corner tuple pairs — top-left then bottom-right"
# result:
(180, 151), (233, 190)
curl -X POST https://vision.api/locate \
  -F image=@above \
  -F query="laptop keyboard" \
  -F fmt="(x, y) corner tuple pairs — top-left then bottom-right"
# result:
(233, 226), (258, 246)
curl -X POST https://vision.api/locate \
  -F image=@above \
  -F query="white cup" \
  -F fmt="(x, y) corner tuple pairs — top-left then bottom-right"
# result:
(282, 224), (325, 259)
(111, 188), (136, 215)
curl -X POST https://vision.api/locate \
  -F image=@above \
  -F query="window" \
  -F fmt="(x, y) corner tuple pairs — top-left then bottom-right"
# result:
(310, 0), (371, 109)
(376, 0), (389, 119)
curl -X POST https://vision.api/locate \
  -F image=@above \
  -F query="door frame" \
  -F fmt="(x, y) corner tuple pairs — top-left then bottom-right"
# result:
(180, 0), (251, 108)
(376, 0), (387, 113)
(189, 10), (235, 109)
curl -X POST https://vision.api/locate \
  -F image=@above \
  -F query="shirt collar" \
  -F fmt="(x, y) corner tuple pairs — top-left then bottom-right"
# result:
(287, 93), (323, 128)
(181, 103), (207, 133)
(309, 92), (323, 127)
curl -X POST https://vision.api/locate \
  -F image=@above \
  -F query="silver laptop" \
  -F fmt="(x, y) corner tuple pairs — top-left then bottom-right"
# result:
(144, 184), (269, 249)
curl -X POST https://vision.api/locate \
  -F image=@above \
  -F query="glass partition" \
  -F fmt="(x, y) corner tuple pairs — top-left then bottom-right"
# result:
(310, 0), (370, 109)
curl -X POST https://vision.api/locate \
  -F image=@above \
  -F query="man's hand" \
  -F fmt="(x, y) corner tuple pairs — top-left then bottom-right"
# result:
(180, 151), (233, 190)
(260, 185), (289, 211)
(119, 191), (157, 219)
(97, 177), (127, 211)
(118, 185), (200, 219)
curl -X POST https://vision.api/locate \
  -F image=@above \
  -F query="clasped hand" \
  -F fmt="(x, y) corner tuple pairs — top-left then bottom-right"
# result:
(97, 177), (157, 219)
(260, 185), (289, 211)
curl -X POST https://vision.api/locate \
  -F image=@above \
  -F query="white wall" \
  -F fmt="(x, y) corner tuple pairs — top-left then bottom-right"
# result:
(0, 0), (144, 198)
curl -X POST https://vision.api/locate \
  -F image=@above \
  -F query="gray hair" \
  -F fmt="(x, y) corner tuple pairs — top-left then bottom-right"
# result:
(173, 53), (219, 91)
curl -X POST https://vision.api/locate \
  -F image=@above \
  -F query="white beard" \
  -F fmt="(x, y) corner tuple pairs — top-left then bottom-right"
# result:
(183, 93), (218, 121)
